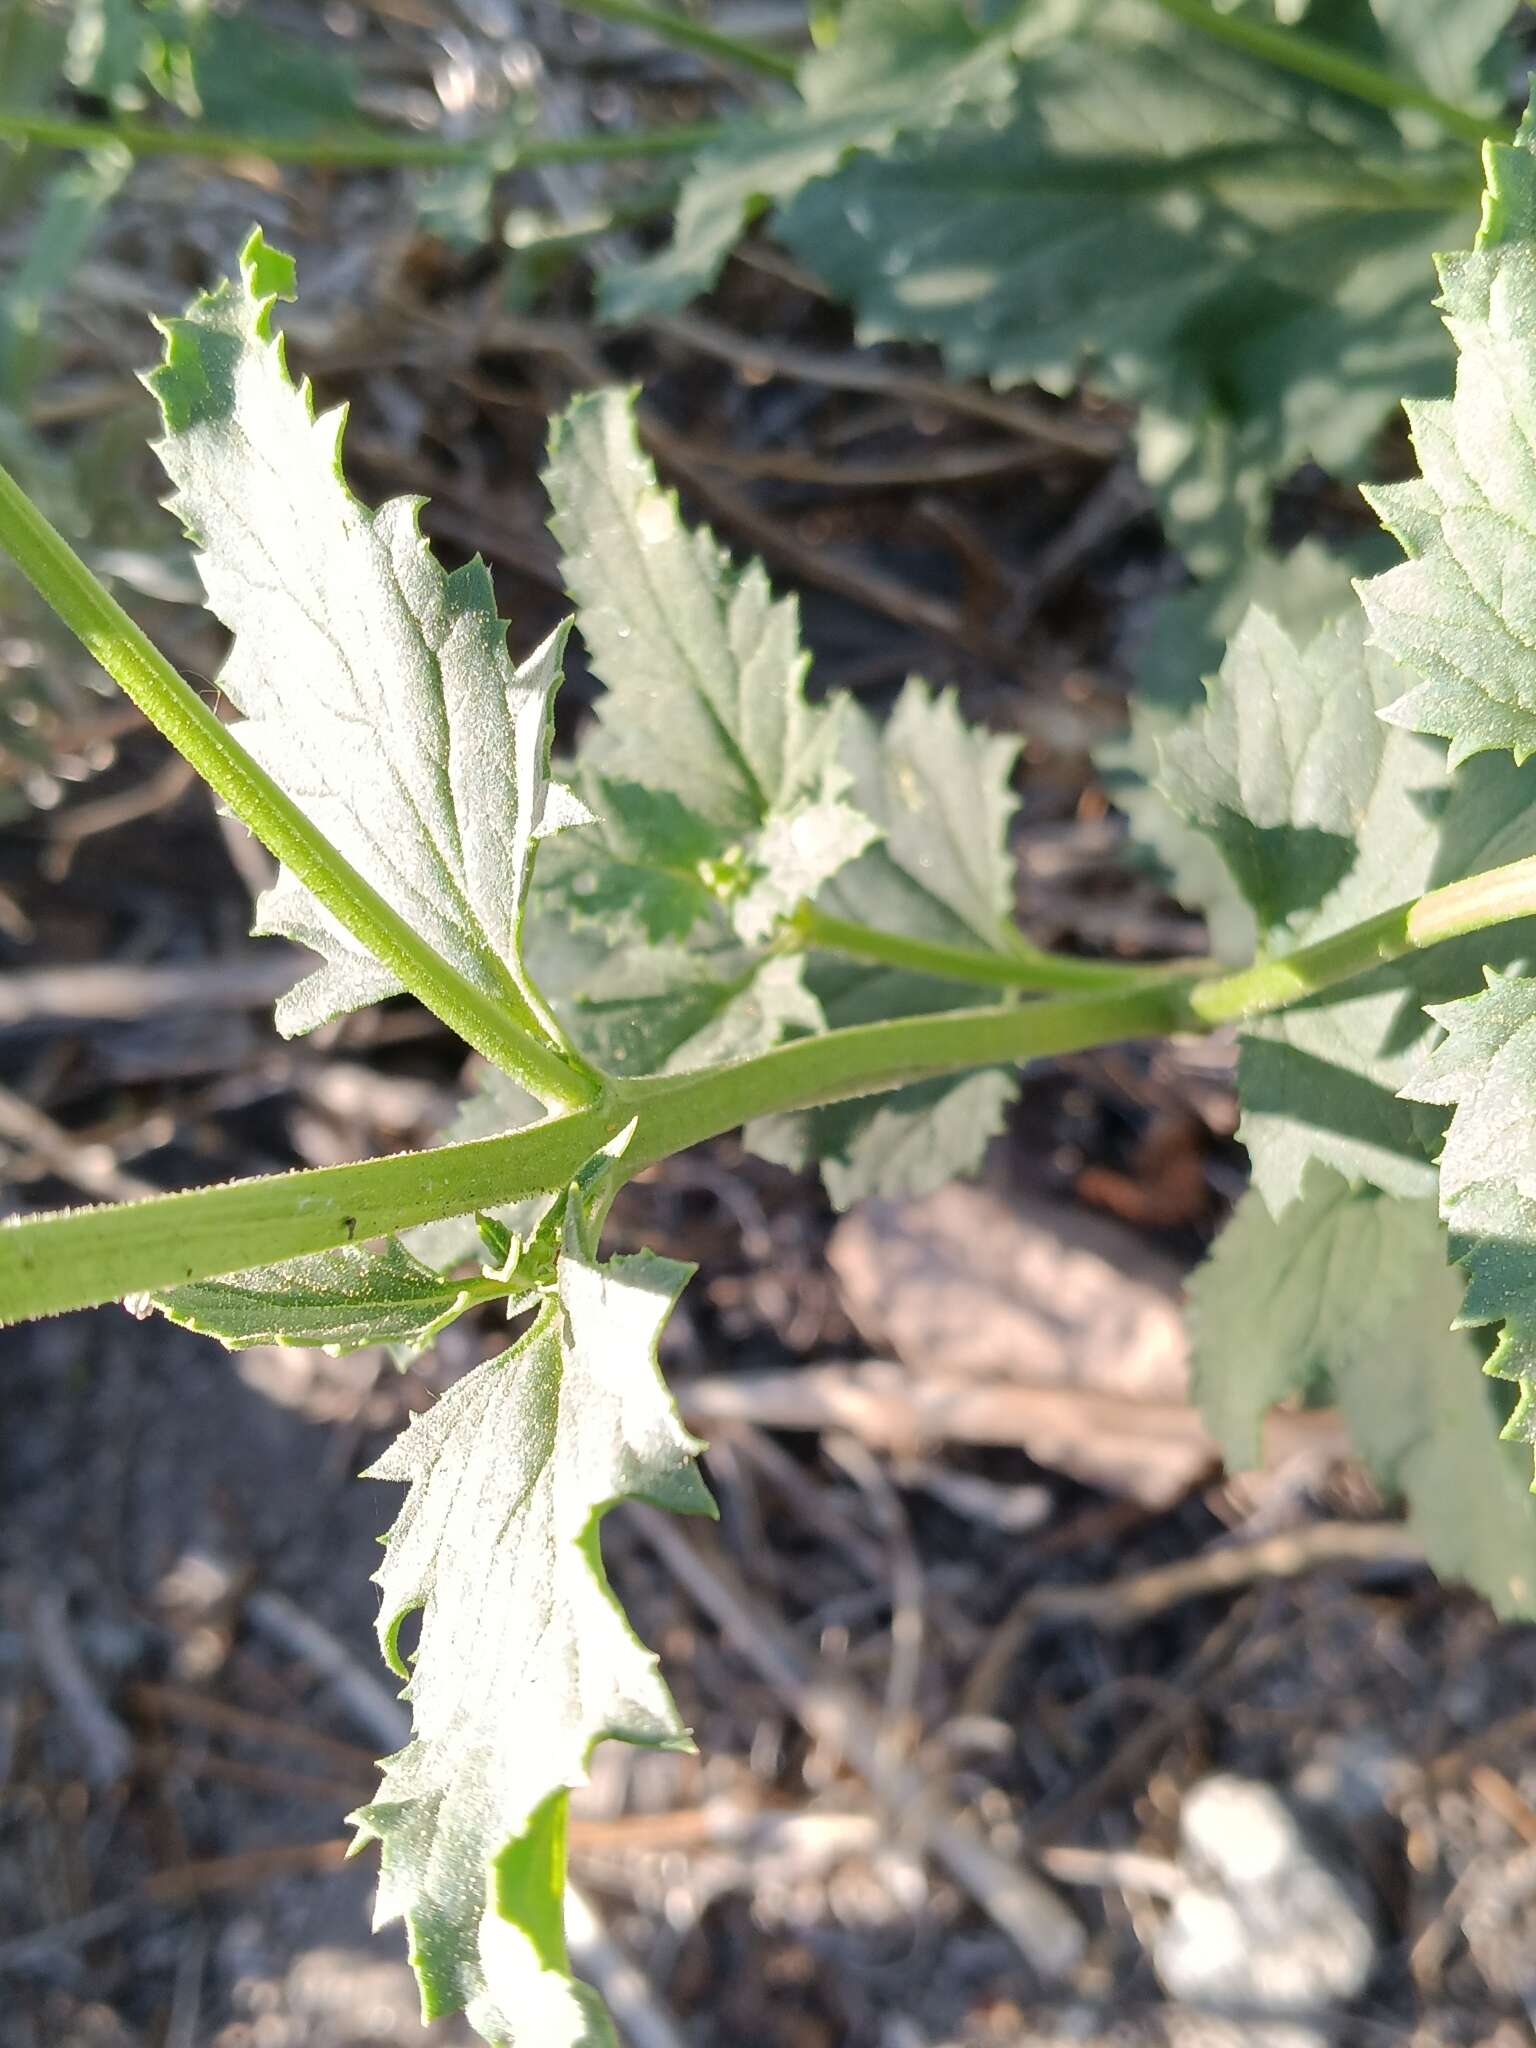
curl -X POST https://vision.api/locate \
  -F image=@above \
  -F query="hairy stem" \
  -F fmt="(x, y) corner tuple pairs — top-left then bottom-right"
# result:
(789, 901), (1194, 993)
(14, 847), (1536, 1324)
(0, 109), (725, 169)
(1145, 0), (1500, 147)
(0, 980), (1194, 1322)
(0, 461), (599, 1111)
(567, 0), (797, 80)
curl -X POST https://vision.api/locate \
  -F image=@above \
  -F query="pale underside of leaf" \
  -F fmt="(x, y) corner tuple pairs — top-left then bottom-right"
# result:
(1402, 974), (1536, 1434)
(353, 1203), (714, 2044)
(744, 681), (1024, 1203)
(1103, 539), (1379, 964)
(148, 232), (582, 1038)
(1156, 607), (1394, 936)
(544, 387), (842, 832)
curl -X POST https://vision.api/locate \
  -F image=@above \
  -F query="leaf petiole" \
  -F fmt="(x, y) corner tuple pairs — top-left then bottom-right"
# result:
(786, 899), (1198, 994)
(1189, 851), (1536, 1025)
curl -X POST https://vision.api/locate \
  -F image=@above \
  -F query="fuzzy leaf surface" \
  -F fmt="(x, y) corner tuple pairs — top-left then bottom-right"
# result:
(543, 389), (866, 847)
(148, 234), (582, 1037)
(1361, 97), (1536, 765)
(353, 1203), (714, 2044)
(1188, 1166), (1536, 1619)
(538, 390), (1026, 1202)
(131, 1240), (504, 1357)
(536, 388), (881, 1074)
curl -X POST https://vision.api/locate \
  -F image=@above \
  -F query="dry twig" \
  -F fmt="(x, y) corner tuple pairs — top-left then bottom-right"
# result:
(965, 1521), (1425, 1719)
(629, 1503), (1087, 1979)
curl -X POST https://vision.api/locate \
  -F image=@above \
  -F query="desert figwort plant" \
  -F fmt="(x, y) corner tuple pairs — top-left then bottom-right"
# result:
(17, 99), (1536, 2029)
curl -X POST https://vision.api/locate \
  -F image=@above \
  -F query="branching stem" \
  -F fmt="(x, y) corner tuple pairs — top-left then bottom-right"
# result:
(0, 980), (1192, 1321)
(0, 460), (599, 1112)
(15, 844), (1536, 1321)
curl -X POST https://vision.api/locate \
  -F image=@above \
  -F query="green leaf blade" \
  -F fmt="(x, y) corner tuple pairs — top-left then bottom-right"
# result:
(1149, 602), (1536, 1211)
(147, 232), (582, 1045)
(353, 1203), (713, 2044)
(1189, 1167), (1536, 1620)
(544, 388), (843, 831)
(752, 681), (1024, 1203)
(1361, 94), (1536, 765)
(762, 0), (1488, 563)
(597, 0), (1015, 323)
(129, 1238), (501, 1357)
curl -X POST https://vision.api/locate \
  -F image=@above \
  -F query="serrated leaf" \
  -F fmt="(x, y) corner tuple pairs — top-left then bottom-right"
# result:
(1157, 607), (1393, 935)
(820, 1069), (1016, 1210)
(1103, 539), (1380, 964)
(527, 914), (823, 1078)
(543, 389), (868, 852)
(1148, 606), (1536, 1209)
(1238, 736), (1536, 1210)
(537, 392), (1023, 1204)
(1401, 975), (1536, 1420)
(147, 233), (585, 1039)
(541, 391), (877, 971)
(1188, 1165), (1536, 1620)
(747, 682), (1023, 1202)
(598, 0), (1024, 323)
(353, 1200), (714, 2045)
(1361, 93), (1536, 766)
(751, 0), (1490, 566)
(129, 1239), (506, 1358)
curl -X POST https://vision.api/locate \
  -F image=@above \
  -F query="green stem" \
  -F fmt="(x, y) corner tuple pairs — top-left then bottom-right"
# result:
(0, 109), (725, 170)
(16, 848), (1536, 1326)
(789, 901), (1193, 994)
(0, 460), (599, 1113)
(564, 0), (797, 80)
(0, 980), (1193, 1321)
(1145, 0), (1500, 147)
(0, 1104), (620, 1321)
(1190, 851), (1536, 1025)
